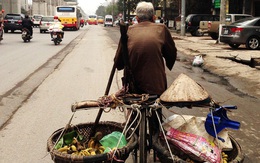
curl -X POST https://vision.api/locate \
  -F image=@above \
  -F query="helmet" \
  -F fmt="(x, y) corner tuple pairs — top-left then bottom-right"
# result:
(25, 15), (29, 18)
(54, 16), (58, 19)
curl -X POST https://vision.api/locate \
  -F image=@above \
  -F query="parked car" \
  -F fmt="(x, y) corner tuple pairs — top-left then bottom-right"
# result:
(39, 16), (54, 33)
(185, 14), (219, 36)
(32, 14), (43, 27)
(220, 17), (260, 50)
(199, 15), (219, 35)
(207, 14), (253, 40)
(3, 13), (24, 33)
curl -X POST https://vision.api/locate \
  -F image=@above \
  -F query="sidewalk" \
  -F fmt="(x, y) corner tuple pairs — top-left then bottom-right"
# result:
(169, 30), (260, 99)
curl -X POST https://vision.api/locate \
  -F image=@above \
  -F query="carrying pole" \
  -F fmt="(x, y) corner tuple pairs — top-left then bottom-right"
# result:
(91, 21), (128, 136)
(92, 64), (116, 131)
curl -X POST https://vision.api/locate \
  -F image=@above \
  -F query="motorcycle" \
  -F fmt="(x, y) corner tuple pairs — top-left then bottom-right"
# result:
(21, 28), (32, 42)
(50, 28), (63, 45)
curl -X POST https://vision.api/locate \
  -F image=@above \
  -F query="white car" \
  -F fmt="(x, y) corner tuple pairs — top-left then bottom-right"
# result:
(32, 14), (43, 27)
(39, 16), (54, 33)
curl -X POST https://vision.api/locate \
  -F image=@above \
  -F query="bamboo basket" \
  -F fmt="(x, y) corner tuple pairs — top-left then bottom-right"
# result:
(47, 121), (137, 163)
(153, 132), (244, 163)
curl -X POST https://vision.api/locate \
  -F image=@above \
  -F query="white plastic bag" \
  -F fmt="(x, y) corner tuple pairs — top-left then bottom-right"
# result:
(192, 55), (204, 66)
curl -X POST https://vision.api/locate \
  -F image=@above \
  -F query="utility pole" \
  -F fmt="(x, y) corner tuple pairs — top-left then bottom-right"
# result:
(163, 0), (166, 17)
(220, 0), (226, 25)
(217, 0), (226, 43)
(123, 0), (126, 21)
(180, 0), (185, 36)
(112, 0), (114, 19)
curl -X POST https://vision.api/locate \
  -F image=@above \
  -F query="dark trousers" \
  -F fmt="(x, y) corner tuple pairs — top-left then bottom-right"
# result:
(24, 27), (33, 36)
(0, 23), (3, 38)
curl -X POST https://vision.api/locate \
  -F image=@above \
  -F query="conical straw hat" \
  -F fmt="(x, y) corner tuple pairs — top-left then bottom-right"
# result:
(160, 73), (209, 102)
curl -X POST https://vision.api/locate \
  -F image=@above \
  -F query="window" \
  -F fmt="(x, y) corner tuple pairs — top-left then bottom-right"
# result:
(234, 16), (252, 21)
(89, 15), (97, 18)
(42, 17), (54, 21)
(6, 15), (22, 20)
(254, 19), (260, 26)
(57, 7), (75, 12)
(33, 15), (42, 19)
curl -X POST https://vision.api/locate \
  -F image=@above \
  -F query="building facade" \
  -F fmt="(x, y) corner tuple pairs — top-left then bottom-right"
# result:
(156, 0), (259, 25)
(0, 0), (70, 16)
(31, 0), (66, 16)
(0, 0), (22, 14)
(212, 0), (260, 16)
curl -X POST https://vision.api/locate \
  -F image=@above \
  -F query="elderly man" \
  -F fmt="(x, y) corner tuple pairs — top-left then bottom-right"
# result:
(114, 1), (177, 96)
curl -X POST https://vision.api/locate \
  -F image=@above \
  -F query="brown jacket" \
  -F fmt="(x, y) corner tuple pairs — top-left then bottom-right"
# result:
(115, 22), (177, 95)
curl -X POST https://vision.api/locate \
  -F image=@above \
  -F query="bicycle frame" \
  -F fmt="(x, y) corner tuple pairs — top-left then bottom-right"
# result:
(120, 99), (174, 163)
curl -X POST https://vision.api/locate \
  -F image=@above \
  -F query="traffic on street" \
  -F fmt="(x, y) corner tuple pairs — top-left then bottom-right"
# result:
(0, 23), (259, 163)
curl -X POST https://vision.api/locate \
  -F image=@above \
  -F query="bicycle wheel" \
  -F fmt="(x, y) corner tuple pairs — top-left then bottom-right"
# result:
(139, 107), (147, 163)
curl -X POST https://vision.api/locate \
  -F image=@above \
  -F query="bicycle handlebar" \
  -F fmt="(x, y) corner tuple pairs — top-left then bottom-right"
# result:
(71, 100), (99, 112)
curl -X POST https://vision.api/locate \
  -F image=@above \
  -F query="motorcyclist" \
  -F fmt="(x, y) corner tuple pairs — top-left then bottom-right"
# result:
(49, 16), (64, 41)
(22, 14), (34, 37)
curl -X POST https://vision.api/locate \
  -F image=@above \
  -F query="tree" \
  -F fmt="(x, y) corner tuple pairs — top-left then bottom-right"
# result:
(116, 0), (161, 20)
(95, 2), (118, 17)
(106, 3), (118, 17)
(96, 5), (106, 16)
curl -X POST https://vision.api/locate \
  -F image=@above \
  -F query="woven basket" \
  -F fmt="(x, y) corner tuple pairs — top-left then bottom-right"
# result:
(47, 121), (137, 163)
(153, 133), (244, 163)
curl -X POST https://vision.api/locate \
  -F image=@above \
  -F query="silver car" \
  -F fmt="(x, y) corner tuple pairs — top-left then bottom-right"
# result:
(32, 14), (43, 27)
(39, 16), (54, 33)
(220, 17), (260, 50)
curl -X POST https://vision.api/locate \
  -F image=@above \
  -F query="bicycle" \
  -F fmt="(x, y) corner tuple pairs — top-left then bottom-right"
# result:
(69, 93), (244, 163)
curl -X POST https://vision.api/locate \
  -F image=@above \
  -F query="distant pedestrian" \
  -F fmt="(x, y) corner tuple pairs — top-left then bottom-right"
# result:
(157, 16), (163, 24)
(163, 17), (168, 27)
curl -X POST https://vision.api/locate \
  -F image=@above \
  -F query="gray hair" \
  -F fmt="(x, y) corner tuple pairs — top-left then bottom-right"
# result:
(135, 1), (154, 22)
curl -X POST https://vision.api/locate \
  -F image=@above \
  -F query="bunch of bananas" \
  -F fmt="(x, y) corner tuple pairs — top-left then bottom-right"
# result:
(57, 137), (84, 154)
(78, 146), (105, 156)
(85, 132), (105, 155)
(222, 152), (229, 163)
(57, 132), (105, 156)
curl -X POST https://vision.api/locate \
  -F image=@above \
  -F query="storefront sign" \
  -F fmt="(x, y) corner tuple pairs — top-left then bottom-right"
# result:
(214, 0), (221, 8)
